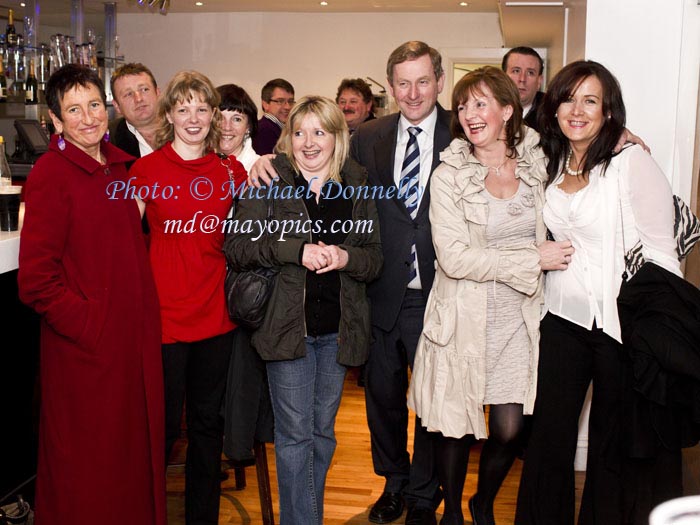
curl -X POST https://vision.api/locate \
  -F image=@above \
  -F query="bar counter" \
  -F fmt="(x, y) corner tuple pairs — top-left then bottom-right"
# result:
(0, 202), (39, 503)
(0, 203), (23, 273)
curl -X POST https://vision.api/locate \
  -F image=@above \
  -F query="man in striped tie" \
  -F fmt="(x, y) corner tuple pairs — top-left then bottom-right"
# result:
(350, 41), (452, 525)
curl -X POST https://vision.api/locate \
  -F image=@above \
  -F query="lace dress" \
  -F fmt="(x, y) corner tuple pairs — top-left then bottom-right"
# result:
(482, 180), (537, 405)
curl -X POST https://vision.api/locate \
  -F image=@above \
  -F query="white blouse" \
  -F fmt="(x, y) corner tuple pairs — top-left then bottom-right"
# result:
(543, 145), (681, 342)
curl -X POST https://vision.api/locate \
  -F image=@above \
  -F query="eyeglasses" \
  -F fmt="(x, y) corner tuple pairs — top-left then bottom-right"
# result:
(268, 98), (295, 106)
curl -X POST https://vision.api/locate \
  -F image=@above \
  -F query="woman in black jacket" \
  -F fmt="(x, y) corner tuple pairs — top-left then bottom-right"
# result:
(224, 95), (382, 525)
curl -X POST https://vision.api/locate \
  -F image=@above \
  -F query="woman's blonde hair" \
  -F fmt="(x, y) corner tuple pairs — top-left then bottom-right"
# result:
(275, 95), (349, 183)
(155, 70), (221, 152)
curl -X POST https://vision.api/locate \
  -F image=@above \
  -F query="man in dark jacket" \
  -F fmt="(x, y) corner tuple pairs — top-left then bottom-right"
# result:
(109, 62), (160, 168)
(349, 41), (449, 525)
(502, 46), (544, 131)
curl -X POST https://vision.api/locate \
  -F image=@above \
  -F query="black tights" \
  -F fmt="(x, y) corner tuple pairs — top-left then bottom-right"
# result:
(435, 434), (474, 525)
(434, 403), (524, 525)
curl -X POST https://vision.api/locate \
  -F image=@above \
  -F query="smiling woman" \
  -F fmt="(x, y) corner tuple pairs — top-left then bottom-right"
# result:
(224, 95), (383, 525)
(516, 60), (683, 525)
(128, 70), (248, 525)
(18, 64), (166, 525)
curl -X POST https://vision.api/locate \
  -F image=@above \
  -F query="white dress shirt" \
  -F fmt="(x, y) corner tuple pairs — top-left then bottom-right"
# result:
(543, 145), (681, 342)
(393, 106), (438, 290)
(126, 121), (154, 158)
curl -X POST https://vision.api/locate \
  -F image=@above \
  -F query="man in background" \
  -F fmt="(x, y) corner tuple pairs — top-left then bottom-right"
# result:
(501, 46), (544, 131)
(336, 77), (375, 134)
(252, 78), (295, 155)
(110, 62), (160, 167)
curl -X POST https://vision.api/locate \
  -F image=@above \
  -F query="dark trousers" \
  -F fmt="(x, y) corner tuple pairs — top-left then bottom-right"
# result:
(516, 313), (625, 525)
(365, 289), (440, 509)
(163, 330), (235, 525)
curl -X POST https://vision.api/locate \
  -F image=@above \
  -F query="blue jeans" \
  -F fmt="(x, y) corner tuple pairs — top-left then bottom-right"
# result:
(266, 333), (347, 525)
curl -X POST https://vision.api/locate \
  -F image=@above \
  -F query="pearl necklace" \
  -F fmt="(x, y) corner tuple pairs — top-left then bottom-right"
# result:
(565, 150), (583, 177)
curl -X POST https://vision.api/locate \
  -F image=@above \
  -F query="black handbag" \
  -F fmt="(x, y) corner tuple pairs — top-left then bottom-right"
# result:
(225, 195), (278, 330)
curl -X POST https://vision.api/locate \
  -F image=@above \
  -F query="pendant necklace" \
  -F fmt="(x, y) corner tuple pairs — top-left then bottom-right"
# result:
(482, 156), (508, 177)
(565, 150), (583, 177)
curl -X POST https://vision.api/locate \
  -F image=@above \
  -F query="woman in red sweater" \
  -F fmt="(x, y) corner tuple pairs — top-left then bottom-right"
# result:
(130, 70), (247, 525)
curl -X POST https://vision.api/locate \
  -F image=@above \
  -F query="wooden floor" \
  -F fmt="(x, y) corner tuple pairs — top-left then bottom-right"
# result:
(166, 369), (585, 524)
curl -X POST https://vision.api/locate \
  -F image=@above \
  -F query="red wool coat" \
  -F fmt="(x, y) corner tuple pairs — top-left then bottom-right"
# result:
(18, 136), (166, 525)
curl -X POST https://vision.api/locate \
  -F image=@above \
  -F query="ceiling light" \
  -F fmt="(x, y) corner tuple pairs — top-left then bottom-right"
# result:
(195, 1), (203, 5)
(504, 1), (564, 5)
(320, 1), (328, 5)
(19, 2), (26, 6)
(459, 2), (468, 5)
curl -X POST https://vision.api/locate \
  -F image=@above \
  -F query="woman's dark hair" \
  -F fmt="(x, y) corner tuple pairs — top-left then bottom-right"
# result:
(451, 66), (524, 156)
(46, 64), (107, 121)
(538, 60), (626, 182)
(216, 83), (258, 139)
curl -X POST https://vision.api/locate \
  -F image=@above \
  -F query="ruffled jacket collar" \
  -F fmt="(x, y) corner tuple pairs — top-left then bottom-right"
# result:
(440, 127), (547, 208)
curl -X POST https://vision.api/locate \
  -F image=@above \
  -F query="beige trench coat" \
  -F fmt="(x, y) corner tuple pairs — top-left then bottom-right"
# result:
(408, 128), (548, 439)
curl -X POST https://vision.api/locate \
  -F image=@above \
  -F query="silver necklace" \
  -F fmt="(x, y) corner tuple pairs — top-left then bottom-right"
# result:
(565, 150), (583, 177)
(481, 156), (508, 177)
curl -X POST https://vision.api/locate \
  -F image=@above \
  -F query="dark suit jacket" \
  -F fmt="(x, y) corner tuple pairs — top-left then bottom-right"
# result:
(109, 118), (150, 234)
(350, 105), (452, 331)
(524, 91), (544, 132)
(109, 118), (141, 170)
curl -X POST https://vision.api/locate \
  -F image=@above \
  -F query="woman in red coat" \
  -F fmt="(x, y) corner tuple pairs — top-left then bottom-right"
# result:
(129, 70), (247, 524)
(18, 65), (166, 525)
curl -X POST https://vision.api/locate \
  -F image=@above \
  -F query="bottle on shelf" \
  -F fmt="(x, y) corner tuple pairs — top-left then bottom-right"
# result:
(0, 57), (7, 102)
(25, 59), (37, 104)
(5, 9), (18, 47)
(0, 136), (12, 186)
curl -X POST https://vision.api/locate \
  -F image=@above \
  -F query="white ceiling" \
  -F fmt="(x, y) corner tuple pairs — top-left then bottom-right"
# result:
(0, 0), (568, 50)
(2, 0), (500, 15)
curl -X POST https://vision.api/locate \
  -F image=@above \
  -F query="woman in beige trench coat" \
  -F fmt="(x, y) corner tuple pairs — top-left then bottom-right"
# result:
(407, 67), (573, 525)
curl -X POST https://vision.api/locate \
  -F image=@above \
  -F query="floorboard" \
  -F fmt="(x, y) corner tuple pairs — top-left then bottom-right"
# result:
(167, 369), (585, 524)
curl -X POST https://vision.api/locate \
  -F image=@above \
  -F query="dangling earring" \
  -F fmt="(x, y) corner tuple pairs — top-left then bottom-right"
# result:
(103, 130), (110, 142)
(555, 112), (558, 118)
(244, 130), (250, 141)
(57, 133), (66, 151)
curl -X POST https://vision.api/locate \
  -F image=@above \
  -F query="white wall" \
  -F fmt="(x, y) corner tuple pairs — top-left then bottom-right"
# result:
(116, 11), (502, 116)
(585, 0), (700, 200)
(563, 0), (587, 65)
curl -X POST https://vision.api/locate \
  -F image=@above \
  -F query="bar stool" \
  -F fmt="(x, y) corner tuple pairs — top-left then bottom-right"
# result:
(224, 440), (274, 525)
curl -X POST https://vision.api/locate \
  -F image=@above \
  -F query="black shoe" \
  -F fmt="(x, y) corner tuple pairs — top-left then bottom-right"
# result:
(468, 496), (491, 525)
(369, 492), (404, 524)
(468, 497), (478, 525)
(405, 506), (437, 525)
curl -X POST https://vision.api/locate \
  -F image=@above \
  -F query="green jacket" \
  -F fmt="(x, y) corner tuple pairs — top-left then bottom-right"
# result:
(224, 154), (383, 366)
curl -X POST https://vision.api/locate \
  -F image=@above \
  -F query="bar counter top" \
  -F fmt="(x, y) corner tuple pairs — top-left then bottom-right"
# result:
(0, 203), (24, 274)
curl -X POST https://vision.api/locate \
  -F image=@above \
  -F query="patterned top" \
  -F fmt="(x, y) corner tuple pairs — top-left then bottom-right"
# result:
(482, 180), (536, 405)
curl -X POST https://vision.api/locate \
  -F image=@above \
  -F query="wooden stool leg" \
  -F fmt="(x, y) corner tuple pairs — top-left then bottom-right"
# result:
(233, 465), (246, 490)
(254, 441), (275, 525)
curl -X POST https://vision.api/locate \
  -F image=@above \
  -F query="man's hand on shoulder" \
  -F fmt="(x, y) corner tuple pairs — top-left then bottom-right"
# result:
(615, 128), (650, 154)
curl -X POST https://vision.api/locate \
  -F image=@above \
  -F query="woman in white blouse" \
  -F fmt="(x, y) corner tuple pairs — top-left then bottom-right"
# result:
(217, 83), (260, 172)
(515, 60), (681, 525)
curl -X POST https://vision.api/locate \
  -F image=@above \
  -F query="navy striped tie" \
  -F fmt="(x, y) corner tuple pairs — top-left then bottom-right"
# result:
(399, 126), (422, 281)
